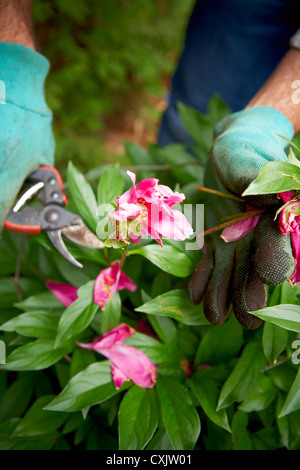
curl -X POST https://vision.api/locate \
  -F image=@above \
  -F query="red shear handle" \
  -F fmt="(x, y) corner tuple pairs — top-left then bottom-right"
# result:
(4, 207), (41, 235)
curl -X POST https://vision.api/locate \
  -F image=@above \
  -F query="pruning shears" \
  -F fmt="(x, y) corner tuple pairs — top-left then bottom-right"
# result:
(4, 166), (104, 268)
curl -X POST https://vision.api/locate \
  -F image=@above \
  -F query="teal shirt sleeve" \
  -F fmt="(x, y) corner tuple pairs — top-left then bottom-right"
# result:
(0, 42), (55, 230)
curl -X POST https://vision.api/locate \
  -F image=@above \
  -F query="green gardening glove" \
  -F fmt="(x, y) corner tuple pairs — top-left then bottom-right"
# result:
(0, 42), (55, 231)
(189, 106), (295, 329)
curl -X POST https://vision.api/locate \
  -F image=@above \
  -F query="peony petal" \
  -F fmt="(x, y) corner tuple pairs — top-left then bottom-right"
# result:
(147, 205), (193, 242)
(220, 214), (262, 242)
(288, 229), (300, 286)
(111, 364), (130, 389)
(93, 263), (121, 310)
(117, 271), (137, 292)
(279, 191), (295, 203)
(110, 203), (142, 221)
(46, 280), (78, 307)
(77, 323), (136, 351)
(157, 184), (185, 207)
(101, 343), (157, 388)
(77, 323), (157, 389)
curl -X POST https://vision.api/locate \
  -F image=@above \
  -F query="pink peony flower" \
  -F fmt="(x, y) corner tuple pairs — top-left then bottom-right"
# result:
(110, 171), (193, 247)
(77, 323), (157, 389)
(278, 191), (300, 286)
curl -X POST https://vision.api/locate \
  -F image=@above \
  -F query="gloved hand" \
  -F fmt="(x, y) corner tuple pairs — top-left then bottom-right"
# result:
(189, 106), (295, 329)
(0, 42), (55, 231)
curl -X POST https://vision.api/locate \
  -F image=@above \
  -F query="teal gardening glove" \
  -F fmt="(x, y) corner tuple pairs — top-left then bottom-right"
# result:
(0, 42), (55, 230)
(189, 106), (295, 329)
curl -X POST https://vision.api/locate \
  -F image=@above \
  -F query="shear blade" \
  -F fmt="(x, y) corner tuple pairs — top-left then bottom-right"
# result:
(46, 229), (83, 269)
(61, 224), (104, 249)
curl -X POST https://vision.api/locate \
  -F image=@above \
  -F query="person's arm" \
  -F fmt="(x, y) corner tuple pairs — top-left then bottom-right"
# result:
(0, 0), (55, 231)
(246, 48), (300, 135)
(0, 0), (36, 50)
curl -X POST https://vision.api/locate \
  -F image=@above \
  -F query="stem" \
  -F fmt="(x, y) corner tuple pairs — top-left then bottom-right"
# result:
(13, 235), (27, 302)
(119, 250), (128, 269)
(196, 186), (244, 202)
(198, 209), (265, 238)
(104, 247), (110, 266)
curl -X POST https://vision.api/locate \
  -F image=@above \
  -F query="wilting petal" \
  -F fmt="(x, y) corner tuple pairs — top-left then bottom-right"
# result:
(289, 229), (300, 286)
(46, 280), (78, 307)
(78, 323), (136, 350)
(220, 214), (262, 242)
(93, 263), (121, 310)
(77, 323), (157, 389)
(103, 343), (157, 388)
(279, 191), (295, 203)
(111, 364), (129, 389)
(117, 271), (137, 292)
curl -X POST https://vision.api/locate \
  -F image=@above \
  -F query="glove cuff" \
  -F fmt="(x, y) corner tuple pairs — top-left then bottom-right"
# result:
(0, 42), (52, 116)
(214, 106), (294, 145)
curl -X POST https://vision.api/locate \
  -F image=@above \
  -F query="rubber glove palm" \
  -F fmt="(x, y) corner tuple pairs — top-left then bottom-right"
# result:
(0, 43), (55, 231)
(189, 106), (295, 329)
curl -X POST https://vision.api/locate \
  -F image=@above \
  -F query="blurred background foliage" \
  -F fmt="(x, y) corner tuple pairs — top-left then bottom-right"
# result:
(33, 0), (195, 173)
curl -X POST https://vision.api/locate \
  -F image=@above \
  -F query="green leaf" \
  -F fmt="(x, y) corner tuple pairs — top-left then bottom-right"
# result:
(238, 377), (278, 413)
(55, 281), (98, 348)
(195, 315), (243, 366)
(250, 304), (300, 332)
(124, 142), (154, 180)
(217, 342), (267, 410)
(70, 348), (96, 378)
(124, 332), (170, 364)
(12, 395), (68, 437)
(146, 315), (176, 344)
(101, 291), (121, 334)
(279, 368), (300, 417)
(15, 291), (63, 311)
(2, 338), (74, 371)
(45, 361), (129, 412)
(157, 144), (204, 184)
(287, 147), (300, 168)
(67, 161), (98, 231)
(118, 386), (158, 450)
(189, 379), (231, 433)
(242, 161), (300, 196)
(129, 244), (194, 278)
(231, 411), (253, 450)
(177, 102), (212, 153)
(136, 289), (209, 325)
(280, 281), (300, 305)
(156, 376), (200, 450)
(263, 321), (288, 364)
(0, 278), (43, 309)
(97, 164), (124, 205)
(0, 310), (59, 339)
(0, 373), (34, 421)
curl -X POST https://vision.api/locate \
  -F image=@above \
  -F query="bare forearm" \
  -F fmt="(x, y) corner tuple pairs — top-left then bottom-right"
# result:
(246, 48), (300, 135)
(0, 0), (36, 50)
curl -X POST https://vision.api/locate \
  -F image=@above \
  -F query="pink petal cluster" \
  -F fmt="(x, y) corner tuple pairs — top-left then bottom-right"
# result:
(278, 191), (300, 286)
(77, 323), (157, 389)
(110, 171), (193, 247)
(46, 261), (137, 311)
(94, 260), (137, 310)
(220, 205), (262, 243)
